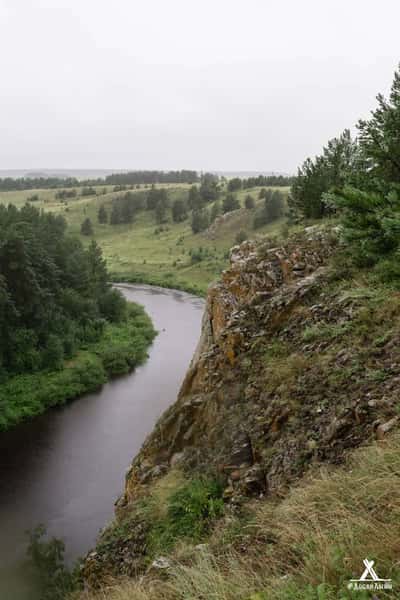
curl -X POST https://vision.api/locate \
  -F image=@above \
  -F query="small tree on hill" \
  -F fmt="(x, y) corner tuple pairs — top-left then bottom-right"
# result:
(227, 177), (242, 192)
(266, 190), (284, 220)
(98, 204), (108, 224)
(110, 204), (122, 225)
(172, 198), (188, 222)
(155, 196), (169, 223)
(245, 194), (255, 209)
(191, 209), (209, 233)
(222, 193), (240, 214)
(80, 217), (93, 236)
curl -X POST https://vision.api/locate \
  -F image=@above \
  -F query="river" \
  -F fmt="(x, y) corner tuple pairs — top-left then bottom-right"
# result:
(0, 284), (204, 598)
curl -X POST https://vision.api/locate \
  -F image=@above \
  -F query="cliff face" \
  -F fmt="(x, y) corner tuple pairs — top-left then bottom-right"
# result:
(116, 229), (351, 509)
(83, 228), (400, 584)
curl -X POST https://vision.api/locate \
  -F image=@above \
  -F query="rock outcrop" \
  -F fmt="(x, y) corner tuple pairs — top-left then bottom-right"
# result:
(117, 230), (341, 509)
(83, 227), (400, 584)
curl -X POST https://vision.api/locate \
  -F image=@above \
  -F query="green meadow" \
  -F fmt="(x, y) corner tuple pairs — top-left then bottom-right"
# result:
(0, 184), (290, 295)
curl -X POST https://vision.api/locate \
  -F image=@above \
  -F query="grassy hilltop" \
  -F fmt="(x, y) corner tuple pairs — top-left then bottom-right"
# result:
(0, 183), (289, 295)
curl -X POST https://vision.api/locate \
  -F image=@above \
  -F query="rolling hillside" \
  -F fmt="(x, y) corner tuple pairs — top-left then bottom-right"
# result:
(0, 184), (290, 294)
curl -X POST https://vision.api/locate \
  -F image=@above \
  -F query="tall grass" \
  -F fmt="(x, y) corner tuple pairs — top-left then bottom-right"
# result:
(73, 434), (400, 600)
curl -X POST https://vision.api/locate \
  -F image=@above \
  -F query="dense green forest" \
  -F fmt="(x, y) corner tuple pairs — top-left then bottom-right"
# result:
(0, 204), (156, 429)
(104, 170), (199, 185)
(0, 170), (199, 192)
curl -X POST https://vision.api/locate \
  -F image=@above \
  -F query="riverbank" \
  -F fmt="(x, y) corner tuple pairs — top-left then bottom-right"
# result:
(0, 285), (204, 600)
(110, 271), (208, 297)
(0, 302), (156, 432)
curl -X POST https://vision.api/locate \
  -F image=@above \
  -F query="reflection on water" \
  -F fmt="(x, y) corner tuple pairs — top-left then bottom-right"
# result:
(0, 284), (204, 597)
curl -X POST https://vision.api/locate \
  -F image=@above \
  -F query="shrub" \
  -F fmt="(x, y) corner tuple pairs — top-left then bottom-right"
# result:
(42, 334), (64, 370)
(26, 525), (74, 600)
(236, 230), (248, 244)
(148, 478), (224, 553)
(99, 288), (127, 322)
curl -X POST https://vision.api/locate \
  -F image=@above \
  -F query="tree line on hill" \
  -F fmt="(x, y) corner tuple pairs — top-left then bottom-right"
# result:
(0, 204), (126, 378)
(0, 170), (200, 192)
(0, 171), (294, 194)
(104, 170), (199, 185)
(81, 171), (286, 236)
(289, 64), (400, 271)
(228, 174), (295, 191)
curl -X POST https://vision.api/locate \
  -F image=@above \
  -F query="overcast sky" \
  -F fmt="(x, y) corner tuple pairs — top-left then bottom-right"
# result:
(0, 0), (399, 173)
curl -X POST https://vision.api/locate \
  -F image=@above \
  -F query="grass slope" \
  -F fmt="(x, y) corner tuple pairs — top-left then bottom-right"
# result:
(74, 434), (400, 600)
(0, 185), (290, 294)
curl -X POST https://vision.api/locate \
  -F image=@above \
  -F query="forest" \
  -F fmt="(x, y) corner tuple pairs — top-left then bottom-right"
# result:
(0, 203), (156, 429)
(0, 170), (199, 192)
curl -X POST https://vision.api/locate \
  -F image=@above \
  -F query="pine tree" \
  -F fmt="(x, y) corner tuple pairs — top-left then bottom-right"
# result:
(266, 190), (284, 220)
(172, 199), (188, 222)
(358, 65), (400, 185)
(244, 194), (255, 209)
(98, 204), (108, 224)
(335, 187), (400, 266)
(222, 193), (240, 214)
(191, 209), (209, 233)
(110, 205), (121, 225)
(80, 217), (93, 236)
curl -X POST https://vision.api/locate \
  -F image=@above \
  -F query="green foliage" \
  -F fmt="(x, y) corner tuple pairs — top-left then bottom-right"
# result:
(147, 187), (168, 211)
(155, 194), (170, 224)
(253, 190), (284, 228)
(227, 177), (242, 192)
(26, 525), (74, 600)
(242, 174), (295, 188)
(245, 194), (255, 209)
(222, 193), (240, 213)
(0, 303), (155, 430)
(81, 186), (97, 197)
(80, 217), (93, 235)
(199, 173), (219, 203)
(148, 478), (224, 553)
(99, 288), (127, 322)
(335, 187), (400, 266)
(42, 334), (64, 370)
(56, 189), (77, 200)
(236, 229), (248, 244)
(105, 169), (198, 186)
(109, 191), (147, 225)
(172, 198), (188, 222)
(98, 204), (108, 224)
(188, 184), (203, 210)
(267, 190), (285, 219)
(301, 322), (350, 342)
(358, 65), (400, 186)
(290, 129), (357, 219)
(191, 208), (210, 233)
(0, 204), (126, 382)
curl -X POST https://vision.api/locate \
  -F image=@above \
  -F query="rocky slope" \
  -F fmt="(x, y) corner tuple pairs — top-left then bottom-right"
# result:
(82, 227), (400, 586)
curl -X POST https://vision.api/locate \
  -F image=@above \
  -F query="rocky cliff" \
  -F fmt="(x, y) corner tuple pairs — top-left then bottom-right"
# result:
(82, 227), (400, 585)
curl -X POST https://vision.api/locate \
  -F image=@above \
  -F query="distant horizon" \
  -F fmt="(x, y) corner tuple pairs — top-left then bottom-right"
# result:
(2, 1), (398, 173)
(0, 168), (294, 179)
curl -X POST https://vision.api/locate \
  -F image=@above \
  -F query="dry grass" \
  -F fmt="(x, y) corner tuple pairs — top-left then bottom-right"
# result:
(73, 433), (400, 600)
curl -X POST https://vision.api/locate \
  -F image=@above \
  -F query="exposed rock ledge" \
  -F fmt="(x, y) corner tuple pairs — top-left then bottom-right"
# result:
(117, 228), (339, 509)
(83, 226), (400, 584)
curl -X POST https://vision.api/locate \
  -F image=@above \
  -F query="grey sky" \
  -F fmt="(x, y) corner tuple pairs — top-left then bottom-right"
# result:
(0, 0), (399, 173)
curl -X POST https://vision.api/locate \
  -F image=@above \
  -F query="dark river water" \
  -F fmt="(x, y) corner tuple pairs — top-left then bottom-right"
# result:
(0, 284), (204, 598)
